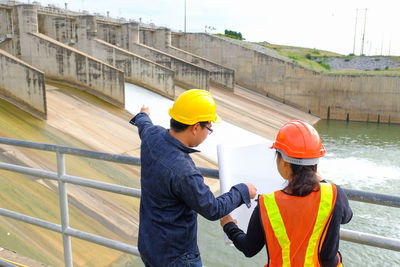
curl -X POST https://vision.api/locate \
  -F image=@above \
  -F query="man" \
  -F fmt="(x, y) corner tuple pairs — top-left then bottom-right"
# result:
(130, 89), (257, 267)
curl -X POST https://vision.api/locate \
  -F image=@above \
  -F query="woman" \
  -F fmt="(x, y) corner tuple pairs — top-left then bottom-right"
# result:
(220, 120), (352, 267)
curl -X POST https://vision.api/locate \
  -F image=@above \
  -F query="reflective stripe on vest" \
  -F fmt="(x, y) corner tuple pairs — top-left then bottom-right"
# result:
(263, 193), (291, 267)
(304, 183), (333, 265)
(260, 183), (337, 267)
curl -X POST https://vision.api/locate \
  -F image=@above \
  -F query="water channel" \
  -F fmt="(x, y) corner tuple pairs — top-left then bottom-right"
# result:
(125, 83), (400, 266)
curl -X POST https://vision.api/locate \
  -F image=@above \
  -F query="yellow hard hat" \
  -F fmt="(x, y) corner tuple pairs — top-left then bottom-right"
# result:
(168, 89), (221, 125)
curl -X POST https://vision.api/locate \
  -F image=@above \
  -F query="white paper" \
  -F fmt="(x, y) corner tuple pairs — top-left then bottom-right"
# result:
(217, 142), (286, 243)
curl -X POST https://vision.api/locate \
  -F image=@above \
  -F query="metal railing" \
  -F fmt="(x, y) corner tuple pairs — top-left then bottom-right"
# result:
(0, 137), (399, 266)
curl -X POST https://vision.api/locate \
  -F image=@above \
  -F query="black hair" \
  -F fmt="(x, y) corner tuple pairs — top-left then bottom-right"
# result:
(170, 118), (190, 132)
(170, 118), (209, 132)
(277, 152), (320, 196)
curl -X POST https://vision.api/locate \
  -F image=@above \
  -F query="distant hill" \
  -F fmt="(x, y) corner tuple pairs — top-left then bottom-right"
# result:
(214, 34), (400, 76)
(256, 42), (400, 76)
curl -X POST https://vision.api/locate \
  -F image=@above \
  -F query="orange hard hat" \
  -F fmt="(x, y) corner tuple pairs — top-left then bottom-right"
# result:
(270, 120), (325, 165)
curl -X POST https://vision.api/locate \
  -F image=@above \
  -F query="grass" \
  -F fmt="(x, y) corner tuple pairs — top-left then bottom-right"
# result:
(256, 43), (340, 72)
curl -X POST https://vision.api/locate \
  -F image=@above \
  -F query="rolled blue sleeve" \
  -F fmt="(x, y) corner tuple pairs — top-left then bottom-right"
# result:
(177, 174), (250, 221)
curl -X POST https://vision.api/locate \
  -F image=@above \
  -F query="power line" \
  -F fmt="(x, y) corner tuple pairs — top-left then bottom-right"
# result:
(184, 0), (186, 33)
(360, 8), (367, 55)
(353, 8), (358, 55)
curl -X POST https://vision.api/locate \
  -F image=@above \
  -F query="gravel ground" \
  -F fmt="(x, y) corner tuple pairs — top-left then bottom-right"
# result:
(319, 56), (399, 71)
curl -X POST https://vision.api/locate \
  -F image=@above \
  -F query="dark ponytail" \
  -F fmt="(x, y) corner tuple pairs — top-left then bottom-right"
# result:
(277, 152), (320, 196)
(288, 164), (319, 196)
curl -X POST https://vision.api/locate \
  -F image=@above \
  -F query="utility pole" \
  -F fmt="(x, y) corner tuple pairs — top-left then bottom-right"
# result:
(368, 40), (372, 56)
(353, 8), (358, 55)
(184, 0), (186, 33)
(360, 8), (367, 55)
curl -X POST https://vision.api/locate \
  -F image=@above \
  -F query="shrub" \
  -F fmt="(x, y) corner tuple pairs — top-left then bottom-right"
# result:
(385, 66), (389, 70)
(318, 61), (331, 70)
(349, 53), (355, 56)
(289, 55), (298, 60)
(344, 58), (350, 62)
(375, 58), (380, 61)
(374, 68), (381, 71)
(312, 48), (320, 54)
(224, 29), (244, 40)
(305, 53), (312, 60)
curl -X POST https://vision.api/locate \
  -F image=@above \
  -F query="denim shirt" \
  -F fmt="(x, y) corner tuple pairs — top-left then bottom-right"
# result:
(132, 113), (251, 266)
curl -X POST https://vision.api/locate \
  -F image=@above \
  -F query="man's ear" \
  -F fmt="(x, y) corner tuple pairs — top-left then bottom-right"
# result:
(190, 123), (200, 136)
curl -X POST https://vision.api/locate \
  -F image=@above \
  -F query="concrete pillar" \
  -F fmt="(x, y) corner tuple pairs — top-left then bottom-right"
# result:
(75, 15), (97, 55)
(12, 4), (38, 59)
(153, 27), (171, 50)
(0, 8), (13, 54)
(121, 22), (139, 52)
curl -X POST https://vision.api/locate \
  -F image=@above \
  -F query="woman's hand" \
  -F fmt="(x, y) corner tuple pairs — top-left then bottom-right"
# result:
(220, 214), (237, 227)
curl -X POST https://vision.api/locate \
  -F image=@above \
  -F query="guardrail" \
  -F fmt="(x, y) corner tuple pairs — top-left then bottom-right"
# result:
(0, 137), (399, 266)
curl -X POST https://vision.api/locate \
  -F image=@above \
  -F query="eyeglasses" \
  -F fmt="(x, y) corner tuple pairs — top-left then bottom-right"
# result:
(205, 126), (213, 135)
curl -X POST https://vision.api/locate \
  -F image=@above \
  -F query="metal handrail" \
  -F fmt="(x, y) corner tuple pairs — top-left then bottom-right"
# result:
(0, 137), (399, 266)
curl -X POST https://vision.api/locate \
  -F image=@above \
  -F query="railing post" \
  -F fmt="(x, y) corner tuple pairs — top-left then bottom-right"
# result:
(57, 152), (73, 267)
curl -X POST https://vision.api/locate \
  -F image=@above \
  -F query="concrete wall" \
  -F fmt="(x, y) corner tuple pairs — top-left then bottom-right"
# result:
(121, 22), (140, 51)
(35, 13), (209, 92)
(142, 27), (233, 89)
(94, 39), (175, 99)
(74, 15), (97, 55)
(152, 28), (234, 90)
(317, 75), (400, 123)
(164, 46), (234, 90)
(0, 49), (46, 119)
(11, 4), (39, 60)
(128, 42), (209, 90)
(94, 23), (209, 90)
(152, 28), (235, 91)
(139, 27), (155, 47)
(37, 14), (76, 46)
(97, 21), (122, 47)
(173, 33), (400, 123)
(38, 14), (176, 98)
(0, 7), (14, 53)
(27, 32), (125, 107)
(10, 6), (125, 108)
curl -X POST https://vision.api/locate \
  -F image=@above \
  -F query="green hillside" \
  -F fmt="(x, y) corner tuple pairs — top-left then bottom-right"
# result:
(257, 42), (400, 76)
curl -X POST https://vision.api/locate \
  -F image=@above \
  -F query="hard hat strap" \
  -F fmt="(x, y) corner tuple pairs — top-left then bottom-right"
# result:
(277, 149), (320, 166)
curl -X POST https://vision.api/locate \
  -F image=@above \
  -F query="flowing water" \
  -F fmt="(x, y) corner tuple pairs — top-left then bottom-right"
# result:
(124, 84), (400, 266)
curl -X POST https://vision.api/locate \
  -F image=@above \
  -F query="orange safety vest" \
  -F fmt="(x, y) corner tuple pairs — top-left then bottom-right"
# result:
(259, 183), (342, 267)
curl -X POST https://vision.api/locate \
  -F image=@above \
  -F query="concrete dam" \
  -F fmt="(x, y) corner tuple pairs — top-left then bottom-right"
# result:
(0, 1), (400, 266)
(1, 2), (400, 124)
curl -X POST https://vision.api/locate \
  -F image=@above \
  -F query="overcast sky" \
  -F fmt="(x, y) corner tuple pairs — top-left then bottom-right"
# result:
(35, 0), (400, 56)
